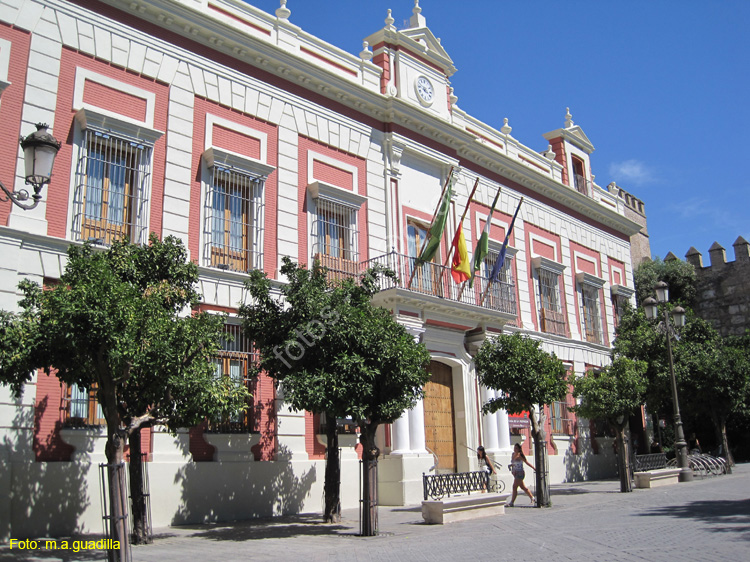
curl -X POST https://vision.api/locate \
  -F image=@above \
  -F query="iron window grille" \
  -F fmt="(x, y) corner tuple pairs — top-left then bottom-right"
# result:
(311, 197), (359, 281)
(538, 268), (566, 336)
(208, 323), (259, 433)
(550, 400), (573, 435)
(72, 128), (152, 245)
(64, 383), (106, 427)
(581, 285), (603, 344)
(203, 166), (265, 273)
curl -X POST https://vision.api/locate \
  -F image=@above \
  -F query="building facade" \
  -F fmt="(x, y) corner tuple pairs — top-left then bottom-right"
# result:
(0, 0), (642, 539)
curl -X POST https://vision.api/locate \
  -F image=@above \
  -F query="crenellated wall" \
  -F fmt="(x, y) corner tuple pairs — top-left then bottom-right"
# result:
(682, 237), (750, 336)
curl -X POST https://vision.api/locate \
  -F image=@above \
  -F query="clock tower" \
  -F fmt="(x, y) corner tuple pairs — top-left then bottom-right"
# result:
(365, 1), (457, 120)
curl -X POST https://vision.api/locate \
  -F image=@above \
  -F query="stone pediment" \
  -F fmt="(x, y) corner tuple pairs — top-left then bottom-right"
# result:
(399, 26), (453, 66)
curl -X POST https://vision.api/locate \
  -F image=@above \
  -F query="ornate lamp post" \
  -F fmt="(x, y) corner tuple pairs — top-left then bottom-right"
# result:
(643, 281), (693, 482)
(0, 123), (61, 210)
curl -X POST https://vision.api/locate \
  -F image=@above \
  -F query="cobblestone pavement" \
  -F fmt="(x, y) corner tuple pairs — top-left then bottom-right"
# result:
(3, 463), (748, 561)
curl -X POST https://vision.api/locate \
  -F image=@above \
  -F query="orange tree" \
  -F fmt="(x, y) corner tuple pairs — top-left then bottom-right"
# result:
(239, 258), (430, 533)
(474, 332), (567, 507)
(0, 235), (248, 555)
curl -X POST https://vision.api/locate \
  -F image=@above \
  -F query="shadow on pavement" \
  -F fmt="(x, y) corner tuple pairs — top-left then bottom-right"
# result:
(637, 498), (750, 540)
(174, 514), (355, 542)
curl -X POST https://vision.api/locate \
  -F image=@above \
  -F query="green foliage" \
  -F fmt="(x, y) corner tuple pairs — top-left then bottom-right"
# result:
(633, 257), (696, 307)
(572, 357), (648, 425)
(675, 321), (750, 425)
(0, 234), (249, 434)
(239, 257), (431, 425)
(474, 332), (568, 416)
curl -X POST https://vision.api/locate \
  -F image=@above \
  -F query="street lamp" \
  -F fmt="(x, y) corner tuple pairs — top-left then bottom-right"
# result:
(0, 123), (61, 210)
(643, 281), (693, 482)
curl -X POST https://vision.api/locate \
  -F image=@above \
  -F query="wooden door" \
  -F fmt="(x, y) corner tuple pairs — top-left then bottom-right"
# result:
(423, 361), (456, 473)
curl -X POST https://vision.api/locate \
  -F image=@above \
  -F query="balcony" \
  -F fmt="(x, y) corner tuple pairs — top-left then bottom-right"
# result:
(362, 252), (518, 321)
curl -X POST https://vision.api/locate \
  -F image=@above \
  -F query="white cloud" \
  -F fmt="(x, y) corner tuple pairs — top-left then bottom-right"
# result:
(608, 159), (655, 187)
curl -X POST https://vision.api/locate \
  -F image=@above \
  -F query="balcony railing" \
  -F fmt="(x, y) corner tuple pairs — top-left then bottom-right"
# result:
(362, 252), (517, 317)
(573, 174), (592, 198)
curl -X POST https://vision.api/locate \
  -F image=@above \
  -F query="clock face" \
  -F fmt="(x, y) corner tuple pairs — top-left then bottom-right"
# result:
(416, 76), (434, 104)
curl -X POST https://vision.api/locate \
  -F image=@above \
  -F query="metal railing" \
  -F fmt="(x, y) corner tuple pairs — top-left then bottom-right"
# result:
(634, 453), (668, 472)
(423, 470), (491, 501)
(363, 251), (517, 316)
(573, 174), (592, 198)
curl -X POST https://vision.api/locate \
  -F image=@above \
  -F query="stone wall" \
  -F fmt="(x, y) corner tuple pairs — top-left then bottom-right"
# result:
(682, 237), (750, 336)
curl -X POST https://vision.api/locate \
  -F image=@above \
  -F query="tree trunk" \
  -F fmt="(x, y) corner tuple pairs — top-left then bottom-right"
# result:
(709, 411), (734, 472)
(104, 426), (129, 562)
(615, 424), (633, 493)
(323, 412), (341, 523)
(360, 423), (379, 537)
(128, 428), (151, 544)
(530, 406), (550, 508)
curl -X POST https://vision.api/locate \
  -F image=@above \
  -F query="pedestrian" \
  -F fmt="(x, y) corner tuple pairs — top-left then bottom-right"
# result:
(508, 443), (535, 507)
(477, 445), (495, 491)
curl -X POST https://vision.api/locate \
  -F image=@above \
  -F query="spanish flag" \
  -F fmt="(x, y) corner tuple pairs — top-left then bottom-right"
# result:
(451, 223), (471, 283)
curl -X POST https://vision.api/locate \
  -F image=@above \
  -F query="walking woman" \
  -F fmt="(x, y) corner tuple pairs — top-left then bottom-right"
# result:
(477, 446), (496, 491)
(508, 443), (535, 507)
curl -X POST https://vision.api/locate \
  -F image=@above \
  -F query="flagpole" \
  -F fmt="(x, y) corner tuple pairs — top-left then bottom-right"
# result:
(406, 166), (455, 290)
(442, 177), (480, 270)
(480, 197), (524, 307)
(457, 184), (501, 302)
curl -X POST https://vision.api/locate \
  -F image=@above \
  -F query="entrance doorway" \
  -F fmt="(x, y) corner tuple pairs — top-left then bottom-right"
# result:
(423, 361), (456, 472)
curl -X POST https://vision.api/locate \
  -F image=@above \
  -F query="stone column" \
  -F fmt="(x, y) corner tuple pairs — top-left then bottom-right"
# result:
(496, 406), (513, 452)
(390, 410), (411, 454)
(408, 398), (427, 453)
(481, 386), (500, 452)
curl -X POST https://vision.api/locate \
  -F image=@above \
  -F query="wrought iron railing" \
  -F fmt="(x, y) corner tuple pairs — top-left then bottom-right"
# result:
(634, 453), (668, 472)
(423, 470), (490, 500)
(573, 174), (592, 198)
(363, 251), (517, 317)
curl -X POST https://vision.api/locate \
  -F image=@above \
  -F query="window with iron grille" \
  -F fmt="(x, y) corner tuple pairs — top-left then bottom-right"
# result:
(482, 248), (517, 317)
(550, 401), (572, 435)
(64, 383), (105, 427)
(72, 129), (152, 245)
(204, 166), (264, 273)
(581, 285), (602, 344)
(538, 268), (566, 335)
(311, 197), (359, 280)
(208, 323), (258, 433)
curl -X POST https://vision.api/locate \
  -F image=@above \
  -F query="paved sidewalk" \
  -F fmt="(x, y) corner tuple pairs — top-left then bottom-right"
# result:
(3, 464), (748, 561)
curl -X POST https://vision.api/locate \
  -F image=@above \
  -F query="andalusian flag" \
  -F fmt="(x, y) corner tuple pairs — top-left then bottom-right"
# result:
(469, 188), (501, 287)
(417, 171), (455, 265)
(450, 223), (471, 283)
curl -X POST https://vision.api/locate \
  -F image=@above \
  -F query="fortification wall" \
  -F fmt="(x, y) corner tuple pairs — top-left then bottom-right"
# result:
(682, 237), (750, 337)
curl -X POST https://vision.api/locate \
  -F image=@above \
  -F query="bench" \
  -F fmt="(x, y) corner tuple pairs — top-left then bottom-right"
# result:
(421, 492), (511, 524)
(633, 468), (681, 488)
(633, 452), (681, 488)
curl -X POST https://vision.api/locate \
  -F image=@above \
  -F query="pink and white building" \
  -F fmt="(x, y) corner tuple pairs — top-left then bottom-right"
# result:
(0, 0), (642, 539)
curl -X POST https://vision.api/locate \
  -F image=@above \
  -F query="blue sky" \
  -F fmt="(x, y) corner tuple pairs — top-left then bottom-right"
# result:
(250, 1), (749, 263)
